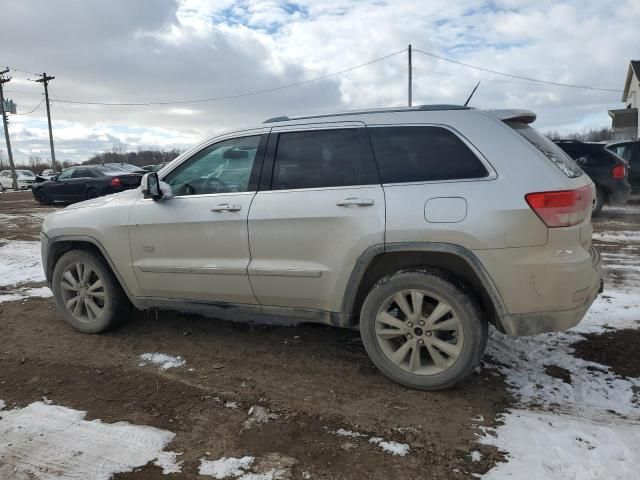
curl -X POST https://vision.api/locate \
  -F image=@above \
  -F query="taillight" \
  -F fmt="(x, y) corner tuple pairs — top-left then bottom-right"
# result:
(612, 164), (626, 179)
(525, 186), (592, 227)
(110, 177), (121, 187)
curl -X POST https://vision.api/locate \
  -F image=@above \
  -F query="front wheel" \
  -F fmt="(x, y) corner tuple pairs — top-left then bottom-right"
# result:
(34, 188), (51, 205)
(52, 250), (130, 333)
(360, 270), (487, 390)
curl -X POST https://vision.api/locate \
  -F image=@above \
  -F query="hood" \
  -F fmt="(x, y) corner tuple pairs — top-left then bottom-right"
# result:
(63, 188), (141, 211)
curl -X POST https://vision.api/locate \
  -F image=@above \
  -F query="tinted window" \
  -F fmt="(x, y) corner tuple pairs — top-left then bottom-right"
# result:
(271, 129), (378, 190)
(164, 135), (262, 196)
(368, 126), (488, 183)
(58, 168), (75, 180)
(72, 168), (95, 178)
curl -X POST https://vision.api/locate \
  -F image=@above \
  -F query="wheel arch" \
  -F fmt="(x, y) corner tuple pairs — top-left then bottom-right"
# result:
(342, 243), (508, 332)
(46, 236), (133, 299)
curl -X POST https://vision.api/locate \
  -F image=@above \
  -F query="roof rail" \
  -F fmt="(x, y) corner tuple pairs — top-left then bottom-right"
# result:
(263, 104), (469, 124)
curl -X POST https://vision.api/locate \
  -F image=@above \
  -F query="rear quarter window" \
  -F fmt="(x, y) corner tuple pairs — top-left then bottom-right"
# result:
(507, 122), (583, 178)
(368, 126), (489, 183)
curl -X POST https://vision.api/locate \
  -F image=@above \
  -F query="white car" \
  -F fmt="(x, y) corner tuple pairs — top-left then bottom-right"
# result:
(0, 169), (37, 191)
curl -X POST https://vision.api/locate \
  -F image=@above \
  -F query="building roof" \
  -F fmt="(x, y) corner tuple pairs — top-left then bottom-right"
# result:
(622, 60), (640, 102)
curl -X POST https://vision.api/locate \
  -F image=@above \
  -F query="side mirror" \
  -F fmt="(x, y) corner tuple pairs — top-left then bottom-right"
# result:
(141, 172), (162, 200)
(51, 175), (58, 181)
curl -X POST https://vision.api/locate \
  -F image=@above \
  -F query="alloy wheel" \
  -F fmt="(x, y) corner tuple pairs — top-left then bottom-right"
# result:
(375, 289), (464, 375)
(59, 262), (107, 323)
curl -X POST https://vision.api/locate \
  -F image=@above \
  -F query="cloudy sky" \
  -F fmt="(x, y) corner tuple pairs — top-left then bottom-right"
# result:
(0, 0), (638, 164)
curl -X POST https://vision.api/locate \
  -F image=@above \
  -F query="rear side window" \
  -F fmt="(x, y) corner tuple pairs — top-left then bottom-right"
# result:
(368, 126), (488, 183)
(508, 122), (583, 178)
(271, 129), (378, 190)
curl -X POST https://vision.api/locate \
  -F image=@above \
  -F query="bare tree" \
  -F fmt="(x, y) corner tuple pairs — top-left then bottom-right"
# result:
(111, 143), (128, 155)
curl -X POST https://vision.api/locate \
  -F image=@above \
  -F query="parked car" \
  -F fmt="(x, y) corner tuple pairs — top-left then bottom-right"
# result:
(554, 140), (631, 215)
(32, 165), (143, 204)
(606, 139), (640, 194)
(40, 105), (602, 390)
(103, 163), (147, 174)
(142, 163), (168, 172)
(0, 169), (37, 191)
(36, 169), (59, 183)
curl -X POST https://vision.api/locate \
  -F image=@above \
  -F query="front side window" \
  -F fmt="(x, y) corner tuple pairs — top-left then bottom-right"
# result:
(58, 169), (75, 180)
(164, 135), (262, 196)
(368, 126), (489, 184)
(271, 128), (378, 190)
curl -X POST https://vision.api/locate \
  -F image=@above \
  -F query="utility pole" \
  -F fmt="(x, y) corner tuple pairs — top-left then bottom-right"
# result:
(408, 44), (413, 107)
(0, 69), (18, 190)
(35, 72), (56, 171)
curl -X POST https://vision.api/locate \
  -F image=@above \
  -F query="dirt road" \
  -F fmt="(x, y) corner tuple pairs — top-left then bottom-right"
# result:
(0, 190), (638, 479)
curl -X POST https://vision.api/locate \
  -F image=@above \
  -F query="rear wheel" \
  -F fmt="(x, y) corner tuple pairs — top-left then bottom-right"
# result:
(360, 270), (487, 390)
(86, 188), (100, 199)
(52, 250), (130, 333)
(592, 186), (605, 217)
(34, 188), (51, 205)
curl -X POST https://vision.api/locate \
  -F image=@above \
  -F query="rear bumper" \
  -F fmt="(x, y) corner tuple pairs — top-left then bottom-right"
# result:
(497, 246), (603, 336)
(605, 182), (631, 205)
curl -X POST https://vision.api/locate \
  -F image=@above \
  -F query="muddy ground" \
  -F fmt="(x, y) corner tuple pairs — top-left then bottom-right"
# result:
(0, 190), (638, 479)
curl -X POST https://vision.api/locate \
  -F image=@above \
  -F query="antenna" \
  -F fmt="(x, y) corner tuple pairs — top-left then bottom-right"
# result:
(463, 81), (481, 106)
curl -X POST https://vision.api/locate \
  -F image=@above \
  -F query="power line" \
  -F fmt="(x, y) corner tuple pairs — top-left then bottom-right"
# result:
(413, 47), (622, 93)
(13, 98), (45, 115)
(47, 49), (407, 106)
(3, 65), (42, 77)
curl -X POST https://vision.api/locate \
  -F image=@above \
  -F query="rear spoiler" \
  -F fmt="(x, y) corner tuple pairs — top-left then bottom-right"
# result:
(486, 109), (536, 124)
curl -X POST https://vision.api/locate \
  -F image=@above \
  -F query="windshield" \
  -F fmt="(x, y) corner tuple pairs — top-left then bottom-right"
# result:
(507, 121), (583, 178)
(16, 170), (35, 177)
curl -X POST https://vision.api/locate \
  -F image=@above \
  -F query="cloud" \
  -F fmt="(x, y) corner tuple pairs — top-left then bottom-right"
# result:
(0, 0), (637, 163)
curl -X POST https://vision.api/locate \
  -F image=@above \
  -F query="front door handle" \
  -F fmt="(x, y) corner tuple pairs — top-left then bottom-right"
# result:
(211, 203), (242, 212)
(336, 197), (374, 207)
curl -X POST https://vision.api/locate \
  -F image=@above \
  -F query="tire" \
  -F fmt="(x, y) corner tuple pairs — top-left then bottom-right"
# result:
(86, 188), (100, 199)
(359, 270), (488, 391)
(52, 250), (131, 333)
(34, 188), (51, 205)
(592, 186), (605, 217)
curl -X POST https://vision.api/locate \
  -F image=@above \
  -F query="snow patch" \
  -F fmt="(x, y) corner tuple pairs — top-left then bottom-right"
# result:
(470, 450), (482, 462)
(244, 406), (278, 429)
(198, 454), (293, 480)
(368, 437), (411, 456)
(0, 240), (44, 287)
(0, 286), (52, 303)
(139, 352), (186, 370)
(480, 410), (640, 480)
(334, 428), (366, 438)
(199, 456), (255, 478)
(159, 181), (174, 199)
(154, 451), (183, 474)
(0, 400), (179, 480)
(593, 230), (640, 243)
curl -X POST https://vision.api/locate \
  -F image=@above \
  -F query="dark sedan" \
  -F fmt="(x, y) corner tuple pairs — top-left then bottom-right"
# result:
(554, 140), (631, 215)
(32, 166), (143, 204)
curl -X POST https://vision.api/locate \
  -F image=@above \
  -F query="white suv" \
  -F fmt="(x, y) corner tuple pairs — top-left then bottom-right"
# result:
(41, 105), (602, 390)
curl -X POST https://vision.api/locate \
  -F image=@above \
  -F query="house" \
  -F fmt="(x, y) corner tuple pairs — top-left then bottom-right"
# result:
(608, 60), (640, 140)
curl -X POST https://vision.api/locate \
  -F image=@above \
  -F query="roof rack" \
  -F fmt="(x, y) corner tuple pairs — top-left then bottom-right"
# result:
(263, 104), (469, 124)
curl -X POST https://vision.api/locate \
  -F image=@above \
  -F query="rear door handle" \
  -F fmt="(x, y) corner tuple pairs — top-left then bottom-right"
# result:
(211, 203), (242, 212)
(336, 197), (375, 207)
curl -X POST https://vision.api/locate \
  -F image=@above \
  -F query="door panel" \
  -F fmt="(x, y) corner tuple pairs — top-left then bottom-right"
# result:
(248, 186), (384, 310)
(128, 131), (268, 303)
(247, 124), (384, 312)
(128, 192), (257, 303)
